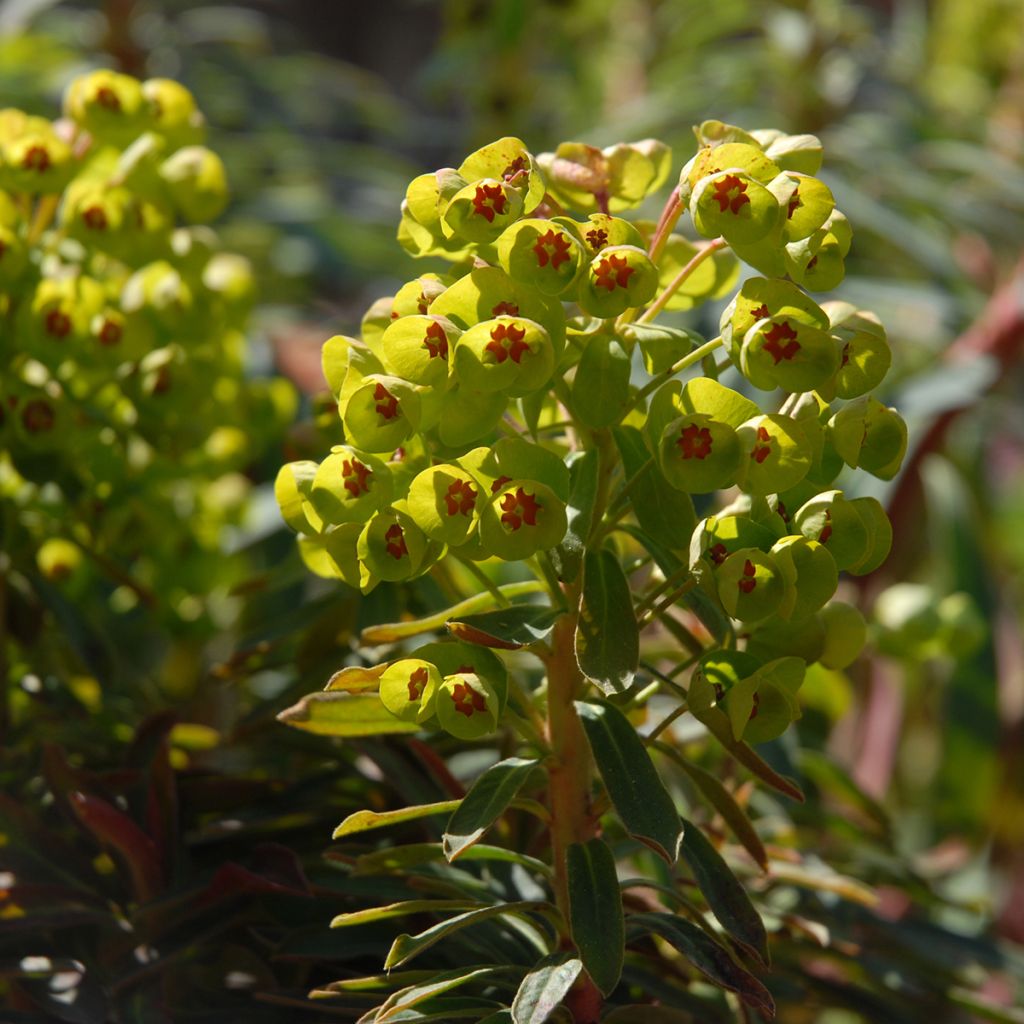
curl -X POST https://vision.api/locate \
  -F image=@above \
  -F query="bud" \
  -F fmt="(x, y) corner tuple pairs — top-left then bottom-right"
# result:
(819, 600), (867, 669)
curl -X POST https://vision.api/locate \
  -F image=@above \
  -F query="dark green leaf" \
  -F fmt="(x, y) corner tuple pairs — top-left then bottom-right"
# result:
(701, 714), (805, 803)
(448, 606), (561, 650)
(511, 953), (582, 1024)
(550, 449), (599, 583)
(567, 839), (624, 995)
(571, 335), (631, 427)
(628, 913), (774, 1016)
(576, 549), (638, 694)
(277, 692), (418, 737)
(575, 700), (683, 862)
(375, 966), (504, 1022)
(680, 818), (769, 966)
(444, 758), (540, 861)
(612, 425), (696, 552)
(332, 899), (483, 929)
(385, 902), (556, 969)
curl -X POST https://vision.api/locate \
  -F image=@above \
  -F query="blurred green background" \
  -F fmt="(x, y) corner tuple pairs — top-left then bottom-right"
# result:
(2, 0), (1024, 1019)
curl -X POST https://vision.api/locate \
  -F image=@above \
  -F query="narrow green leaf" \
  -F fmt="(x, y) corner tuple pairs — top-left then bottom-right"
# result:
(576, 550), (639, 694)
(680, 818), (769, 966)
(575, 700), (683, 862)
(701, 714), (805, 802)
(612, 426), (696, 552)
(628, 913), (775, 1016)
(333, 800), (462, 839)
(444, 758), (540, 861)
(332, 899), (483, 929)
(385, 901), (555, 970)
(567, 839), (624, 995)
(447, 607), (561, 651)
(550, 449), (599, 583)
(354, 842), (552, 877)
(360, 581), (544, 644)
(375, 966), (502, 1022)
(669, 753), (768, 870)
(277, 692), (418, 737)
(511, 953), (582, 1024)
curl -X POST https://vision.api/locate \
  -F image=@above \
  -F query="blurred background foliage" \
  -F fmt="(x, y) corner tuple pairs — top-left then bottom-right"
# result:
(2, 0), (1024, 1020)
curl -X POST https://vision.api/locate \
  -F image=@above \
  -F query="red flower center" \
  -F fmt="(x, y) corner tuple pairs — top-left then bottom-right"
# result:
(710, 542), (729, 565)
(711, 174), (751, 215)
(750, 303), (770, 320)
(45, 310), (71, 338)
(499, 486), (541, 531)
(384, 523), (408, 560)
(738, 558), (757, 593)
(585, 228), (608, 251)
(342, 457), (372, 498)
(373, 382), (399, 421)
(471, 183), (507, 223)
(96, 86), (121, 111)
(451, 680), (487, 717)
(491, 301), (519, 317)
(787, 189), (802, 219)
(82, 206), (108, 230)
(532, 229), (572, 270)
(98, 319), (122, 346)
(751, 425), (772, 464)
(593, 254), (634, 292)
(819, 510), (833, 544)
(22, 145), (51, 172)
(22, 399), (55, 432)
(407, 666), (428, 701)
(486, 322), (530, 364)
(762, 321), (801, 364)
(444, 478), (477, 517)
(677, 423), (713, 460)
(422, 321), (448, 360)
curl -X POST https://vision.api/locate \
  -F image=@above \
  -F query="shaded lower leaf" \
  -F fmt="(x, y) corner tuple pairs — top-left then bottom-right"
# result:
(334, 800), (462, 839)
(680, 818), (769, 966)
(511, 953), (582, 1024)
(575, 549), (639, 694)
(701, 714), (804, 802)
(550, 449), (599, 583)
(567, 839), (624, 996)
(277, 692), (418, 737)
(628, 913), (775, 1016)
(444, 758), (540, 861)
(375, 966), (504, 1022)
(448, 606), (561, 650)
(576, 700), (683, 862)
(385, 901), (557, 969)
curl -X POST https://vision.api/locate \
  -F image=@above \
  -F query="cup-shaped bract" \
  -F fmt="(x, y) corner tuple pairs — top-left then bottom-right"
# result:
(736, 414), (812, 496)
(19, 275), (107, 358)
(454, 316), (554, 396)
(64, 69), (145, 141)
(159, 146), (229, 223)
(824, 303), (891, 400)
(818, 600), (867, 669)
(0, 125), (73, 195)
(479, 478), (567, 561)
(310, 447), (390, 526)
(121, 260), (194, 333)
(380, 658), (441, 723)
(770, 535), (838, 621)
(715, 547), (789, 624)
(690, 513), (778, 573)
(497, 218), (583, 296)
(691, 169), (780, 247)
(357, 507), (429, 582)
(828, 397), (908, 481)
(141, 78), (206, 148)
(741, 315), (840, 393)
(793, 489), (873, 572)
(444, 177), (524, 244)
(435, 384), (508, 449)
(578, 244), (658, 318)
(436, 672), (501, 739)
(458, 136), (546, 215)
(407, 463), (482, 546)
(659, 413), (743, 494)
(780, 173), (834, 242)
(342, 375), (419, 453)
(381, 314), (459, 388)
(275, 459), (324, 534)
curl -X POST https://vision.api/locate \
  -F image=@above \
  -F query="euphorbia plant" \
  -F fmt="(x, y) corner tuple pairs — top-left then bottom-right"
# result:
(277, 123), (907, 1022)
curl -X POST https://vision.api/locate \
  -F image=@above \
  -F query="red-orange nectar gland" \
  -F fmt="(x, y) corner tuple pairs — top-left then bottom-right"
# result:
(471, 183), (508, 223)
(97, 319), (122, 346)
(384, 523), (408, 560)
(762, 321), (800, 364)
(22, 145), (51, 172)
(711, 174), (750, 215)
(677, 423), (713, 460)
(593, 254), (634, 291)
(738, 559), (757, 594)
(342, 457), (372, 498)
(373, 382), (399, 421)
(82, 206), (108, 230)
(407, 666), (429, 701)
(787, 190), (802, 219)
(751, 426), (772, 464)
(45, 310), (71, 338)
(491, 301), (519, 317)
(751, 303), (770, 320)
(451, 680), (487, 718)
(500, 487), (541, 531)
(444, 479), (477, 517)
(533, 229), (572, 270)
(486, 322), (530, 364)
(95, 86), (121, 111)
(710, 543), (729, 565)
(819, 509), (833, 544)
(585, 228), (608, 251)
(422, 321), (448, 360)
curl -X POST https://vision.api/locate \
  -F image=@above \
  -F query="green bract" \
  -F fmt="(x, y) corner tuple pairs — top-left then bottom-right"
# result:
(275, 122), (913, 1021)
